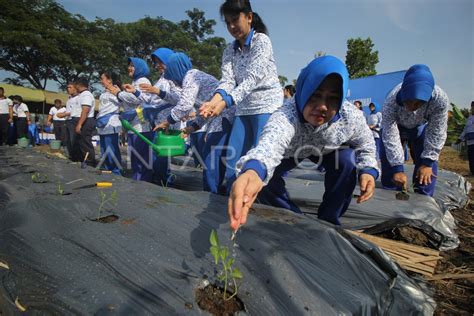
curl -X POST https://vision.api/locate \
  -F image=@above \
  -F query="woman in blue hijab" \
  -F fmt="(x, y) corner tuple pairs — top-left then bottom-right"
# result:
(155, 52), (235, 193)
(227, 56), (378, 231)
(380, 64), (449, 196)
(108, 57), (154, 182)
(121, 48), (183, 186)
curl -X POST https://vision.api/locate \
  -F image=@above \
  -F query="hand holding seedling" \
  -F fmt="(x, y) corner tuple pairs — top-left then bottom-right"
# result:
(392, 172), (408, 191)
(228, 170), (264, 232)
(209, 230), (243, 300)
(357, 174), (375, 203)
(180, 126), (195, 138)
(416, 165), (435, 186)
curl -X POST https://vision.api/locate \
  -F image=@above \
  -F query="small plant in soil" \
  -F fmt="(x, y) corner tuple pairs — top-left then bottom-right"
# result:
(31, 172), (48, 183)
(209, 229), (243, 300)
(97, 190), (117, 220)
(57, 182), (64, 195)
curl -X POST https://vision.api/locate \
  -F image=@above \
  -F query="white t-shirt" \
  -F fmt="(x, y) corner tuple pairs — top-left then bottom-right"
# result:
(77, 90), (95, 118)
(13, 103), (29, 118)
(66, 95), (80, 118)
(49, 106), (67, 121)
(0, 98), (13, 114)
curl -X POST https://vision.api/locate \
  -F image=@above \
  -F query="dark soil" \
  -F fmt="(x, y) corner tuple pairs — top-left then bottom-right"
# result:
(433, 199), (474, 315)
(371, 148), (474, 315)
(195, 284), (244, 316)
(376, 226), (431, 248)
(433, 148), (474, 315)
(91, 215), (119, 224)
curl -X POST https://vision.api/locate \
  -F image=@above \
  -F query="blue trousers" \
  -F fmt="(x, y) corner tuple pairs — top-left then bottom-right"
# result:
(202, 120), (232, 194)
(381, 124), (437, 196)
(99, 134), (122, 175)
(152, 149), (172, 187)
(224, 114), (271, 193)
(258, 148), (357, 226)
(128, 132), (154, 182)
(190, 132), (206, 168)
(468, 145), (474, 175)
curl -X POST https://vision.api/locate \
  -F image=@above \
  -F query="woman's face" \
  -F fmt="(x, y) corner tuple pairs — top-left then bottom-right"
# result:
(153, 57), (166, 74)
(128, 63), (135, 78)
(100, 73), (112, 88)
(303, 75), (341, 127)
(224, 12), (252, 42)
(403, 100), (425, 112)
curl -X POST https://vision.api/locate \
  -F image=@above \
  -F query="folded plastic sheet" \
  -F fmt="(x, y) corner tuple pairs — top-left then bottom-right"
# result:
(0, 148), (435, 315)
(169, 159), (465, 250)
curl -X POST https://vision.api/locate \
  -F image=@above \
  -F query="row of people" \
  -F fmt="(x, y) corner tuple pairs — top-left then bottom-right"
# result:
(0, 89), (32, 145)
(85, 0), (449, 228)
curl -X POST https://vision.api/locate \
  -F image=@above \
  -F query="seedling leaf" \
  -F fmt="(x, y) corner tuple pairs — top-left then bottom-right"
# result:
(210, 230), (218, 247)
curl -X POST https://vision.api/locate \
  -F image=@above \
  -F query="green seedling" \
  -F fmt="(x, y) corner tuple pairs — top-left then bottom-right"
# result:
(209, 230), (243, 301)
(97, 190), (118, 220)
(57, 182), (64, 195)
(31, 172), (48, 183)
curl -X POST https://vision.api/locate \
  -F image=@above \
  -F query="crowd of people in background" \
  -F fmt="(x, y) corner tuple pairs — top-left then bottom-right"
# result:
(0, 0), (468, 232)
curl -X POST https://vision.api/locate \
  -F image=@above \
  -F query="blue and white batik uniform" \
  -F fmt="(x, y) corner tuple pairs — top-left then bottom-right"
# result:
(214, 29), (283, 192)
(164, 52), (235, 193)
(116, 57), (154, 182)
(381, 64), (449, 196)
(96, 91), (122, 175)
(236, 56), (378, 225)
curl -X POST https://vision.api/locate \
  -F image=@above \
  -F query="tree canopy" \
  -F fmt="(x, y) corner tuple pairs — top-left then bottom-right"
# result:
(0, 0), (225, 90)
(345, 37), (379, 79)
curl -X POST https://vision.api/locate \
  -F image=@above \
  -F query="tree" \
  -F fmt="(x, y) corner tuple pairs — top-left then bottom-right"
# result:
(345, 37), (379, 79)
(0, 0), (79, 89)
(179, 8), (216, 41)
(278, 75), (288, 87)
(0, 2), (226, 91)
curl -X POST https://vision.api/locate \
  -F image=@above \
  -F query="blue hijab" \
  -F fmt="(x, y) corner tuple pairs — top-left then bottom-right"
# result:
(397, 64), (434, 104)
(151, 48), (174, 66)
(164, 52), (192, 87)
(128, 57), (150, 80)
(295, 55), (349, 119)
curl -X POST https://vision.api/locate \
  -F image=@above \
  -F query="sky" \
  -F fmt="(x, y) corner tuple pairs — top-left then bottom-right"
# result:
(2, 0), (473, 107)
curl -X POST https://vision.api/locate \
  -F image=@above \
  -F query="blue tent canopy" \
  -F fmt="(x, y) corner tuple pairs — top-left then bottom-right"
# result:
(348, 70), (406, 116)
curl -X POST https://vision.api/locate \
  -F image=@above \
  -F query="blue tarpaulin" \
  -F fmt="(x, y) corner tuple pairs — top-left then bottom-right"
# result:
(348, 70), (406, 115)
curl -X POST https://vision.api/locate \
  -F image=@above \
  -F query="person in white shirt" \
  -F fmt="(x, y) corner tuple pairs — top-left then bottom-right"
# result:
(0, 87), (13, 146)
(56, 83), (80, 161)
(199, 0), (283, 193)
(366, 102), (382, 159)
(74, 77), (96, 166)
(96, 71), (123, 175)
(108, 57), (154, 182)
(11, 95), (30, 139)
(47, 99), (67, 146)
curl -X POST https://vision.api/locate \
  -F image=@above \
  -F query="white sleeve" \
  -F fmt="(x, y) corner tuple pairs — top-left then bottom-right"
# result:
(381, 94), (405, 167)
(228, 35), (276, 105)
(170, 75), (199, 122)
(421, 87), (449, 162)
(216, 45), (237, 95)
(236, 102), (297, 184)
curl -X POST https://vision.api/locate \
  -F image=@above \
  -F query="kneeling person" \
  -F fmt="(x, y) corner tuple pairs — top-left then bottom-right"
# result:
(228, 56), (379, 230)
